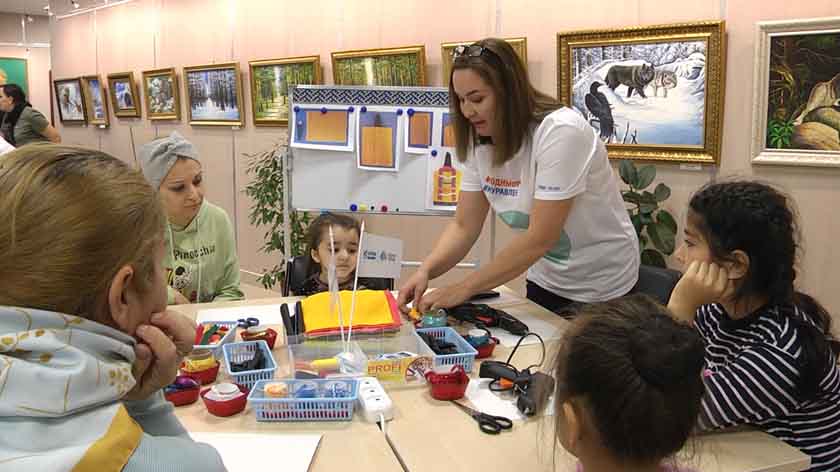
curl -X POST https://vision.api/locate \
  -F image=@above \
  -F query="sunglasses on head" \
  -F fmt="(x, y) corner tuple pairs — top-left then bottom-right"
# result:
(452, 44), (495, 59)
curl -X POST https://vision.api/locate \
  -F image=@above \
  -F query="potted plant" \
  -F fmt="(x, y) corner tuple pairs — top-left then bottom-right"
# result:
(244, 142), (311, 289)
(618, 160), (677, 268)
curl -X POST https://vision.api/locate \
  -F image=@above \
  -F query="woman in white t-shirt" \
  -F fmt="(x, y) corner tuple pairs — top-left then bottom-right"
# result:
(397, 38), (639, 315)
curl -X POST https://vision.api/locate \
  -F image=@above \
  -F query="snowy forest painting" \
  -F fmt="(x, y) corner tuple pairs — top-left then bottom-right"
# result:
(570, 40), (707, 146)
(558, 22), (726, 164)
(185, 63), (243, 125)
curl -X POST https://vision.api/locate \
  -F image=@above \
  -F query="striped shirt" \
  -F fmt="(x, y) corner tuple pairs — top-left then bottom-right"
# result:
(695, 303), (840, 471)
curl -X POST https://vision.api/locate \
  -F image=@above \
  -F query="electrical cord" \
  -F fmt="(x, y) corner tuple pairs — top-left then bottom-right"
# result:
(487, 332), (546, 392)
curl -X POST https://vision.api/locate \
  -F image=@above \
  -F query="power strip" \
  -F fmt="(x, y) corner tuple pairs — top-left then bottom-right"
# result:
(356, 377), (394, 424)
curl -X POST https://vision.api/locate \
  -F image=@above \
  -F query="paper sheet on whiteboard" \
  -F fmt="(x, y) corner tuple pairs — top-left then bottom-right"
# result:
(191, 433), (321, 472)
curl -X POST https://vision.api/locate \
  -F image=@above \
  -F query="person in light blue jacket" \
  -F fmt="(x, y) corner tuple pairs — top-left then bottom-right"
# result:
(0, 144), (225, 471)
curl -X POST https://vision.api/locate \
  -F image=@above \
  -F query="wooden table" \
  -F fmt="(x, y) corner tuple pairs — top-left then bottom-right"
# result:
(169, 297), (405, 472)
(169, 291), (811, 472)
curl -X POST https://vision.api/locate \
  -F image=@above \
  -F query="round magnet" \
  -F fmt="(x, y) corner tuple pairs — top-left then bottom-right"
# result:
(407, 108), (415, 116)
(431, 150), (438, 157)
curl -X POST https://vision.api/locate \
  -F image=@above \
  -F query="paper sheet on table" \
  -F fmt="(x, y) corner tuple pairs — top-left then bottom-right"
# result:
(196, 304), (285, 325)
(464, 379), (554, 420)
(488, 305), (563, 347)
(191, 433), (321, 472)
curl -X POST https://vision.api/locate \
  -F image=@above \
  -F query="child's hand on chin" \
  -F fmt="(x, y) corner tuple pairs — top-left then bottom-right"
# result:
(668, 260), (732, 324)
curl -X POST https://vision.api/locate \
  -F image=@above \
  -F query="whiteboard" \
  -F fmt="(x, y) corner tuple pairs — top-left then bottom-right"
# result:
(288, 85), (459, 216)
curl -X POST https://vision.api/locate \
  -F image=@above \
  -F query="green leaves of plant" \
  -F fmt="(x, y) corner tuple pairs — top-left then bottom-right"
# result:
(619, 160), (637, 187)
(654, 183), (671, 202)
(641, 248), (667, 268)
(245, 143), (312, 289)
(768, 118), (795, 149)
(636, 165), (656, 190)
(619, 160), (676, 268)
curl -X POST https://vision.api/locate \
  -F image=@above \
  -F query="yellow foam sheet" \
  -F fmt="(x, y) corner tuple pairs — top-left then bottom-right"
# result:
(301, 290), (395, 333)
(305, 110), (348, 143)
(361, 126), (394, 167)
(409, 113), (431, 146)
(443, 124), (456, 147)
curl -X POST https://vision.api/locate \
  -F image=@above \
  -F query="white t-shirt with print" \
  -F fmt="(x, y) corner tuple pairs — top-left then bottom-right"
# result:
(460, 107), (639, 302)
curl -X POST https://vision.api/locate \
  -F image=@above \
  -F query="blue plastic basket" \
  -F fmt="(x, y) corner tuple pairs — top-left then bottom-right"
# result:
(247, 379), (359, 422)
(415, 327), (478, 373)
(194, 320), (238, 358)
(222, 340), (276, 389)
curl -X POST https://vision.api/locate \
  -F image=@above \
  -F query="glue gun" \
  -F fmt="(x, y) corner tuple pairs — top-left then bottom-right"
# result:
(479, 361), (555, 416)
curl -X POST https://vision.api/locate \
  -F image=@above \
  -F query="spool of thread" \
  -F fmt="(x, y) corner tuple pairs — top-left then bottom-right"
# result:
(465, 328), (490, 348)
(205, 382), (244, 402)
(323, 380), (352, 398)
(311, 357), (340, 372)
(294, 381), (319, 399)
(183, 350), (216, 372)
(421, 309), (448, 328)
(264, 382), (289, 398)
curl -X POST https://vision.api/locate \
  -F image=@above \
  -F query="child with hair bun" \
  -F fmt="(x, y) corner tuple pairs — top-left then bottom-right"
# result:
(553, 294), (704, 472)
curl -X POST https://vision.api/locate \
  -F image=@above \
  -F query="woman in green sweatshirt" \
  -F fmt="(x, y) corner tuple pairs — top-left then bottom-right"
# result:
(139, 131), (244, 304)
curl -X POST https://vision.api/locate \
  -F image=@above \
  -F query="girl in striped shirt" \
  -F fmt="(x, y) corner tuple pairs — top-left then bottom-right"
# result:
(668, 181), (840, 471)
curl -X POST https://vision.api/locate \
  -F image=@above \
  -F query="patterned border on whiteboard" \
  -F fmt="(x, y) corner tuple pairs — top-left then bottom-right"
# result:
(292, 85), (449, 107)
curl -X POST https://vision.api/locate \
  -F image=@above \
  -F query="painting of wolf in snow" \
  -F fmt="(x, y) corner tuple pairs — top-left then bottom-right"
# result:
(558, 22), (726, 164)
(570, 40), (707, 146)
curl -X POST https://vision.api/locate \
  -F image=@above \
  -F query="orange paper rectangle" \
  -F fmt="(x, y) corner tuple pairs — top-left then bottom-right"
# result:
(361, 126), (394, 168)
(305, 110), (348, 142)
(409, 113), (431, 146)
(443, 124), (456, 147)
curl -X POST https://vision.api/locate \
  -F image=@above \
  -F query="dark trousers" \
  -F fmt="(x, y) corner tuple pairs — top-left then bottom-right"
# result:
(526, 280), (581, 318)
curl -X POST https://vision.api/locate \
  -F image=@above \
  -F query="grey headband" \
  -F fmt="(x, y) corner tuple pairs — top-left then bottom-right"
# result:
(137, 131), (200, 189)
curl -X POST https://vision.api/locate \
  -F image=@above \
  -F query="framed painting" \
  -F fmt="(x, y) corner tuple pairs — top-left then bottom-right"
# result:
(332, 45), (426, 86)
(53, 77), (86, 124)
(751, 17), (840, 167)
(183, 62), (244, 126)
(142, 67), (180, 121)
(441, 37), (527, 84)
(249, 55), (321, 126)
(107, 71), (141, 118)
(0, 57), (28, 95)
(81, 75), (109, 126)
(558, 21), (726, 164)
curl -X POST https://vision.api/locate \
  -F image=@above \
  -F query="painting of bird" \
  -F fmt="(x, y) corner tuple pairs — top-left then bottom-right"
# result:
(585, 81), (614, 140)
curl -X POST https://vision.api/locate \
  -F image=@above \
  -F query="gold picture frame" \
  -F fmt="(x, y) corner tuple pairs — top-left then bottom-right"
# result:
(557, 21), (726, 164)
(107, 71), (141, 118)
(142, 67), (180, 121)
(249, 55), (321, 126)
(183, 62), (244, 126)
(441, 37), (528, 84)
(80, 75), (108, 126)
(331, 45), (426, 86)
(53, 77), (87, 124)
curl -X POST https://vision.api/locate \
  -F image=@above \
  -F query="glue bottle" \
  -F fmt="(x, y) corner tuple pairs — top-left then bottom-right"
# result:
(433, 152), (460, 206)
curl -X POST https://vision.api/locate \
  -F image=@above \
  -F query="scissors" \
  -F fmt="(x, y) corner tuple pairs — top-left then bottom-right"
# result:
(237, 317), (260, 329)
(451, 400), (513, 435)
